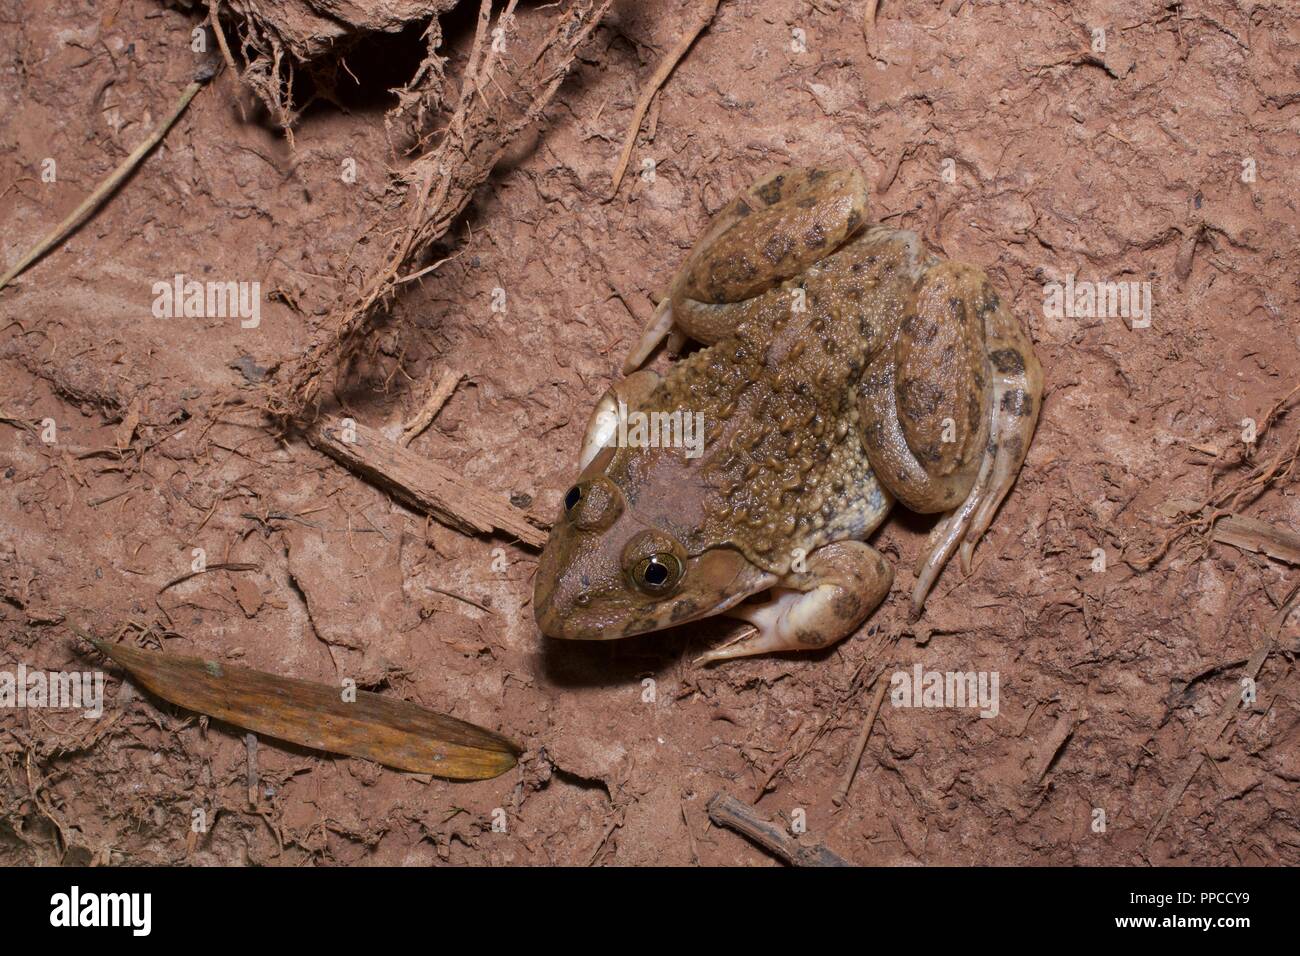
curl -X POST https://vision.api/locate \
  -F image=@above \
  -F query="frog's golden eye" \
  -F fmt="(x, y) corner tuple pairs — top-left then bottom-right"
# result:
(632, 553), (683, 594)
(564, 485), (582, 511)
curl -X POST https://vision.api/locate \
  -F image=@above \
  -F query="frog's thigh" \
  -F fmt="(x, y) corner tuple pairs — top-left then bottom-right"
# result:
(680, 167), (869, 306)
(579, 369), (661, 471)
(860, 262), (991, 514)
(698, 542), (892, 664)
(671, 168), (872, 344)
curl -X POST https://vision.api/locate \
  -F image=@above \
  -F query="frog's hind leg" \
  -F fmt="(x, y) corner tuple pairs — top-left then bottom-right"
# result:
(909, 279), (1042, 615)
(624, 167), (870, 373)
(858, 260), (993, 516)
(697, 541), (892, 664)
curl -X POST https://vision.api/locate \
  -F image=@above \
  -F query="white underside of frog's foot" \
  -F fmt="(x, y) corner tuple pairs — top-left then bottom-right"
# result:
(622, 299), (674, 374)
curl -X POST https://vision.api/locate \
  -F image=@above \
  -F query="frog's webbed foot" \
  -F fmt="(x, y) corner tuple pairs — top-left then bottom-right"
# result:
(908, 282), (1042, 615)
(623, 167), (870, 374)
(696, 542), (891, 664)
(579, 369), (661, 471)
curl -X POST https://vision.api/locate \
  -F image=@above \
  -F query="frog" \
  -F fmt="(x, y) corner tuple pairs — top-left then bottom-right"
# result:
(534, 166), (1042, 663)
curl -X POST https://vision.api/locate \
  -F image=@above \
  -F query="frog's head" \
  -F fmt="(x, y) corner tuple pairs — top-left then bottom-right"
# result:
(535, 465), (774, 642)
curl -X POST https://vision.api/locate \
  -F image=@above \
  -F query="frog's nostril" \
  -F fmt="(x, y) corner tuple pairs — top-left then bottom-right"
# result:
(574, 592), (592, 608)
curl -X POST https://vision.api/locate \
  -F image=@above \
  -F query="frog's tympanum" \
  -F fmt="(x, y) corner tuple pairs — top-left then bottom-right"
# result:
(535, 167), (1042, 663)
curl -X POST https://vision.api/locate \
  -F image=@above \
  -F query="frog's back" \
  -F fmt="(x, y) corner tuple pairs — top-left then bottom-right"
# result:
(630, 238), (911, 576)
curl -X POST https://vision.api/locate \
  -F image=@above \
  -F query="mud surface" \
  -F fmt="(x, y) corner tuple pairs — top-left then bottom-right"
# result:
(1, 0), (1298, 865)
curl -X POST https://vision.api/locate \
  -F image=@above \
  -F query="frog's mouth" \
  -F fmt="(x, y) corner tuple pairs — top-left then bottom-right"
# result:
(536, 546), (776, 642)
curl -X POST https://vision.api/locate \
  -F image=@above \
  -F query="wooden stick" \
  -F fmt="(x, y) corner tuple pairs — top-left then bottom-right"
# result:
(0, 67), (214, 292)
(399, 370), (463, 447)
(1211, 514), (1300, 565)
(832, 674), (889, 806)
(707, 792), (851, 867)
(608, 0), (721, 198)
(244, 733), (259, 808)
(1030, 707), (1085, 785)
(308, 417), (547, 548)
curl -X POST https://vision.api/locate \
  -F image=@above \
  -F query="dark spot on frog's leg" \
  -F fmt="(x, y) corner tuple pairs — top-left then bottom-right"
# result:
(989, 348), (1025, 374)
(899, 377), (944, 420)
(846, 209), (861, 233)
(1001, 388), (1034, 417)
(797, 627), (830, 647)
(763, 233), (795, 264)
(979, 285), (1001, 313)
(733, 200), (753, 218)
(949, 297), (969, 325)
(1003, 434), (1025, 459)
(797, 196), (818, 209)
(808, 168), (828, 183)
(803, 222), (827, 248)
(756, 176), (785, 205)
(901, 312), (939, 344)
(832, 590), (864, 621)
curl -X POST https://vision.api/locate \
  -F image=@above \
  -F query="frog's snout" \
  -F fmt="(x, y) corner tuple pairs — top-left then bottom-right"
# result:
(533, 535), (616, 641)
(534, 574), (584, 640)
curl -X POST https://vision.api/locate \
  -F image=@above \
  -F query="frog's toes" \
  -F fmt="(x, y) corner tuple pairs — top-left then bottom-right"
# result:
(579, 368), (662, 471)
(622, 298), (674, 374)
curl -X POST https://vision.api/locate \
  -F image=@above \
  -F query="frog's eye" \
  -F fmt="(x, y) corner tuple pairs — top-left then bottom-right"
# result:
(632, 553), (683, 595)
(564, 485), (582, 511)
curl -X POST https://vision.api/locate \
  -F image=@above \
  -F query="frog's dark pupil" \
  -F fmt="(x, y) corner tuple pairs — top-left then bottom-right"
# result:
(564, 486), (582, 510)
(643, 559), (669, 586)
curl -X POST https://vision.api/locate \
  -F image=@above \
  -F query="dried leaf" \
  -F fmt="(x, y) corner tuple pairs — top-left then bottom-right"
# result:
(93, 640), (519, 781)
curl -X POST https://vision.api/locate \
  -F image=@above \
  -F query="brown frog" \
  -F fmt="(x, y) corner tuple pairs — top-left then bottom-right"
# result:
(534, 167), (1042, 663)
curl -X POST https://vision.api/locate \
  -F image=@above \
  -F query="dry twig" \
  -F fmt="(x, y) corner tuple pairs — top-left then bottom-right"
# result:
(608, 0), (722, 198)
(832, 673), (889, 806)
(1144, 586), (1298, 851)
(707, 792), (851, 866)
(0, 67), (214, 292)
(400, 370), (463, 447)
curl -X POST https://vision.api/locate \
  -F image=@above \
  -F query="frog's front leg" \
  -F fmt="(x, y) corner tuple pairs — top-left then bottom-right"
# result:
(858, 263), (1041, 615)
(624, 167), (869, 373)
(696, 541), (892, 664)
